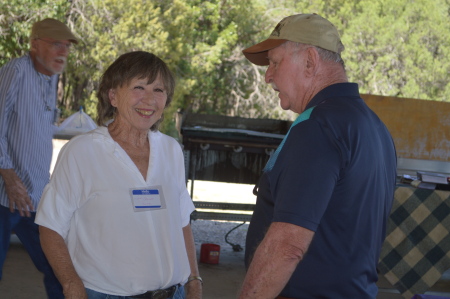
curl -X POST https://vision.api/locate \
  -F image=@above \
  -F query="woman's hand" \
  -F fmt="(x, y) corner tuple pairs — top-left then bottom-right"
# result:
(40, 226), (87, 299)
(63, 279), (88, 299)
(185, 279), (202, 299)
(183, 225), (202, 298)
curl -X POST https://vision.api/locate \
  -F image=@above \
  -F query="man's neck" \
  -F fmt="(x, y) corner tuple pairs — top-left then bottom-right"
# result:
(315, 62), (348, 92)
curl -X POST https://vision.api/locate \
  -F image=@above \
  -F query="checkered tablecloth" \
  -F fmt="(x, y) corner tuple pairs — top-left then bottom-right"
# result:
(378, 186), (450, 298)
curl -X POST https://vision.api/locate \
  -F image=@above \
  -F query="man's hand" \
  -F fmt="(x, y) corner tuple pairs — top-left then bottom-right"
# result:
(0, 168), (33, 217)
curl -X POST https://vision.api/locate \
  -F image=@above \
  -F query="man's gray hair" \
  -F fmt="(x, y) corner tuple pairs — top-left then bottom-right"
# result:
(284, 41), (345, 68)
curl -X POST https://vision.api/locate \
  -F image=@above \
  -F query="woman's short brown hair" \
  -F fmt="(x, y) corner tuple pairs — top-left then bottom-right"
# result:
(96, 51), (175, 131)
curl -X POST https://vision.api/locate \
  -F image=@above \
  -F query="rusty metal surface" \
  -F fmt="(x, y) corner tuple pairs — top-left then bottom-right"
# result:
(362, 94), (450, 162)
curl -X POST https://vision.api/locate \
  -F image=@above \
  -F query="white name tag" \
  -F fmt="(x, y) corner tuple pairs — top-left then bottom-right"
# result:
(129, 186), (166, 212)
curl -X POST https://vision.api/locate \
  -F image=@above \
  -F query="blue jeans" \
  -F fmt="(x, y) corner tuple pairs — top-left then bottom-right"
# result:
(0, 205), (64, 299)
(85, 285), (185, 299)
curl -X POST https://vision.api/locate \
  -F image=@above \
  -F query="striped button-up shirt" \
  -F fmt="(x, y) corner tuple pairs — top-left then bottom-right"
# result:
(0, 53), (58, 210)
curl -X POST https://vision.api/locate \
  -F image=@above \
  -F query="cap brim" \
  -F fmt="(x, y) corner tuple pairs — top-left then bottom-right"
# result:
(242, 38), (287, 66)
(55, 36), (78, 44)
(49, 32), (78, 44)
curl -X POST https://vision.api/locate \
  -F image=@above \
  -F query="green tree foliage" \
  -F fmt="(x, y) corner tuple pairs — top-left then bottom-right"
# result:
(341, 0), (450, 100)
(1, 0), (449, 138)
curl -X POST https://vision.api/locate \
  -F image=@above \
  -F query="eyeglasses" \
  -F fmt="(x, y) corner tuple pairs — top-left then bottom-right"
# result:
(37, 39), (72, 51)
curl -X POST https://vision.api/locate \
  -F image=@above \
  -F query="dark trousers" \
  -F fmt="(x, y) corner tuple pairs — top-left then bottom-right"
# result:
(0, 205), (64, 299)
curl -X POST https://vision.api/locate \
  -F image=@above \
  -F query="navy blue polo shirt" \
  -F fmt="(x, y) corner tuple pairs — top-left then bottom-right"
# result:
(245, 83), (397, 299)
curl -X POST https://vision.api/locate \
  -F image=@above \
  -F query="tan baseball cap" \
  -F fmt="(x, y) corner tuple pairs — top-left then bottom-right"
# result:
(31, 18), (78, 44)
(243, 13), (344, 66)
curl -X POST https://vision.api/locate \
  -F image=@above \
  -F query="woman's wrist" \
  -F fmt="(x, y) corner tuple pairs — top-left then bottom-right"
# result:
(186, 275), (203, 285)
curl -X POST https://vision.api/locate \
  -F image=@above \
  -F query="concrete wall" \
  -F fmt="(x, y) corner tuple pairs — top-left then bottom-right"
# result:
(362, 94), (450, 162)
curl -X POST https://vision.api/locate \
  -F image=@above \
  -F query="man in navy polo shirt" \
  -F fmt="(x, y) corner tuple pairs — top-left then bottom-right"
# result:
(239, 14), (397, 299)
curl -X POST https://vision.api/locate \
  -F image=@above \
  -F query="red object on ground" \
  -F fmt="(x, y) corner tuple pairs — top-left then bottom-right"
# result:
(200, 243), (220, 264)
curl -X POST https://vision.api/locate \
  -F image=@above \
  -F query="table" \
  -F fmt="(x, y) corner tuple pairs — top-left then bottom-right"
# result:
(378, 186), (450, 298)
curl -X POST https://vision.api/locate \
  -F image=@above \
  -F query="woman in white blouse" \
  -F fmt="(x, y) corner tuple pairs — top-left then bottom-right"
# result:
(36, 51), (202, 299)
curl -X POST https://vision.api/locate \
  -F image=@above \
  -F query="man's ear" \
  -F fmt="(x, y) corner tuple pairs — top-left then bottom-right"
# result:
(30, 39), (38, 51)
(305, 47), (320, 76)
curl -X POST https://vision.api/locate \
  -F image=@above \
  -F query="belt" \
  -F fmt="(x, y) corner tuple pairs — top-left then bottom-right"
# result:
(129, 284), (179, 299)
(276, 297), (294, 299)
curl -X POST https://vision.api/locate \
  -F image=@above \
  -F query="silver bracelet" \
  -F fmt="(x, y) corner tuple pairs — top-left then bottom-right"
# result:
(186, 276), (203, 285)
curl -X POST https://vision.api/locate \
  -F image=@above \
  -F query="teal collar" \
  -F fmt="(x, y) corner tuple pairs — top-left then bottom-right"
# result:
(264, 106), (316, 172)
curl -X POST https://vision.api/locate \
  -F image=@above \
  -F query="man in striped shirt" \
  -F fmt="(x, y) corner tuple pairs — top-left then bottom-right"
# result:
(0, 18), (77, 298)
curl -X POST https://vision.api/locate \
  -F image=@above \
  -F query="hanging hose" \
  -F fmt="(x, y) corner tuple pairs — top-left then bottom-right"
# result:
(225, 222), (246, 252)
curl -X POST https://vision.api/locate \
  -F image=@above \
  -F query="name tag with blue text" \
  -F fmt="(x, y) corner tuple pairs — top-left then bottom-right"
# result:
(129, 186), (166, 212)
